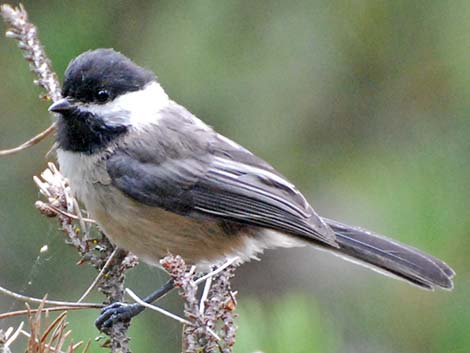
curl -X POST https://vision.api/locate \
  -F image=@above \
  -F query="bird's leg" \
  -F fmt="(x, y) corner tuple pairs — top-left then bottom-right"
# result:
(95, 278), (175, 331)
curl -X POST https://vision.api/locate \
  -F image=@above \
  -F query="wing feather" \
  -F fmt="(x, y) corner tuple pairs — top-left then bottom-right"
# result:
(106, 107), (336, 247)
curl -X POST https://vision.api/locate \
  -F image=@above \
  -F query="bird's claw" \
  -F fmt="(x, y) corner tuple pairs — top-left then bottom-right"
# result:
(95, 302), (143, 332)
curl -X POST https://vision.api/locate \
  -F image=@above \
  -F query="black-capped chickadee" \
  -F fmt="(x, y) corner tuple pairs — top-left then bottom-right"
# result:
(49, 49), (454, 327)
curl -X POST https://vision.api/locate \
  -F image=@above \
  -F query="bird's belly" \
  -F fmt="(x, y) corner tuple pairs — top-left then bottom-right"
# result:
(90, 186), (254, 266)
(76, 176), (286, 269)
(93, 192), (304, 269)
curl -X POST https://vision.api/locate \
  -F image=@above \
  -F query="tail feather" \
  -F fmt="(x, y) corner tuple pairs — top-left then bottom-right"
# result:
(321, 218), (455, 290)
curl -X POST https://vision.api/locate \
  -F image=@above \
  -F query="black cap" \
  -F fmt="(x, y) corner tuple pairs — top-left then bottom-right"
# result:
(62, 48), (155, 104)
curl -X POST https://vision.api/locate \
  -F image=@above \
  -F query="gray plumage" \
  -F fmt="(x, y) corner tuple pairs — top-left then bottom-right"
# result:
(51, 49), (455, 290)
(107, 102), (336, 247)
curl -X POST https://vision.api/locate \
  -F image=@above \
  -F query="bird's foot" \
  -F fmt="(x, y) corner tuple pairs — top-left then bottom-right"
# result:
(95, 302), (144, 332)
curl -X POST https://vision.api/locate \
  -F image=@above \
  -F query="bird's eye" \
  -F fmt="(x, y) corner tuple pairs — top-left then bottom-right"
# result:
(96, 89), (110, 103)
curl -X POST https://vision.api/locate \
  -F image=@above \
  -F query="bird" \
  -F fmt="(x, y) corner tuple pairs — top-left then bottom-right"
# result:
(48, 48), (455, 329)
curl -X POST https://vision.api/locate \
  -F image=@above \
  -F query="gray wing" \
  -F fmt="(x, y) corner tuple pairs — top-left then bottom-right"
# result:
(106, 105), (336, 247)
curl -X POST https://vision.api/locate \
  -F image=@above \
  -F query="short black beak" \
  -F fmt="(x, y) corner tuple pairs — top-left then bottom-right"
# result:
(48, 98), (74, 113)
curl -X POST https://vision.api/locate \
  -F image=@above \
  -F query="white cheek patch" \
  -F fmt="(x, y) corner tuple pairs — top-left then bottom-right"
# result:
(82, 81), (170, 127)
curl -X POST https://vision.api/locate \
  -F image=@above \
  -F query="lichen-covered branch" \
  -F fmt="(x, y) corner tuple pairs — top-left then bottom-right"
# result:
(161, 255), (238, 353)
(0, 3), (139, 350)
(34, 164), (139, 353)
(1, 4), (240, 353)
(0, 3), (61, 102)
(0, 3), (57, 156)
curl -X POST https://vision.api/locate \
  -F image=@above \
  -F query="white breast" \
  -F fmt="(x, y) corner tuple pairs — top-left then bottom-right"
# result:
(56, 149), (111, 204)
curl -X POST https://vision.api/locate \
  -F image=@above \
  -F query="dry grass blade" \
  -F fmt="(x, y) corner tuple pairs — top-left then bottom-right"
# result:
(80, 340), (91, 353)
(68, 340), (87, 353)
(54, 327), (71, 353)
(17, 301), (89, 353)
(40, 312), (67, 346)
(26, 303), (40, 352)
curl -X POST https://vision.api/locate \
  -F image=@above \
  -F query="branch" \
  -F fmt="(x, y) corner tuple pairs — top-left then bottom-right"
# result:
(0, 306), (99, 321)
(0, 283), (102, 308)
(0, 4), (138, 351)
(77, 249), (118, 303)
(0, 3), (58, 157)
(0, 322), (23, 353)
(33, 163), (139, 353)
(0, 122), (56, 156)
(0, 4), (61, 101)
(125, 289), (192, 325)
(1, 4), (241, 353)
(161, 255), (239, 353)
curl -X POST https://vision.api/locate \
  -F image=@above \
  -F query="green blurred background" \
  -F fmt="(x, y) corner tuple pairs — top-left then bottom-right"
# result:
(0, 1), (468, 352)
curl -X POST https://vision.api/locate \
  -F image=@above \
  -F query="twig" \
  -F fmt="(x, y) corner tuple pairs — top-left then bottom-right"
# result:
(35, 201), (97, 224)
(72, 197), (91, 236)
(2, 322), (24, 350)
(207, 266), (238, 353)
(0, 4), (60, 157)
(0, 306), (101, 320)
(0, 284), (102, 308)
(0, 122), (56, 156)
(1, 4), (136, 352)
(206, 328), (221, 342)
(33, 163), (139, 353)
(194, 257), (240, 285)
(0, 4), (61, 101)
(199, 276), (213, 315)
(125, 288), (192, 325)
(161, 255), (239, 353)
(77, 248), (118, 303)
(125, 287), (222, 342)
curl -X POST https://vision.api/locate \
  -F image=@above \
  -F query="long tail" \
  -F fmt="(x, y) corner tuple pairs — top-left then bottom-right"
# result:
(320, 218), (455, 290)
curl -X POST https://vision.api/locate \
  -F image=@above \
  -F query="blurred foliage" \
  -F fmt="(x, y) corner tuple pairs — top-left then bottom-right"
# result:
(0, 1), (468, 352)
(235, 294), (339, 353)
